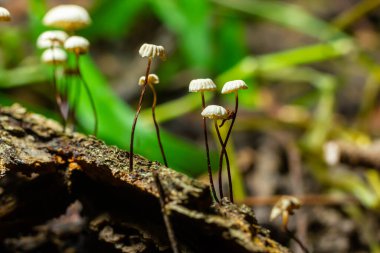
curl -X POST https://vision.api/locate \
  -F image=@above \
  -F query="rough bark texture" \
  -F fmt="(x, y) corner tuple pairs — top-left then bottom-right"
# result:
(0, 104), (289, 253)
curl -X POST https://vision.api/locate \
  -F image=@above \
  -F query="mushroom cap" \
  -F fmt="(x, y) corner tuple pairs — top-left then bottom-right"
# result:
(139, 74), (159, 86)
(221, 80), (248, 94)
(37, 30), (68, 49)
(189, 78), (217, 93)
(37, 39), (61, 49)
(64, 36), (89, 54)
(41, 48), (67, 65)
(139, 43), (166, 60)
(270, 196), (301, 221)
(43, 5), (91, 31)
(0, 7), (11, 22)
(201, 105), (228, 120)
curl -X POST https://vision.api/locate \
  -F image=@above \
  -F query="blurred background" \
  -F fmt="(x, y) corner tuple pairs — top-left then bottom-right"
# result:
(1, 0), (380, 252)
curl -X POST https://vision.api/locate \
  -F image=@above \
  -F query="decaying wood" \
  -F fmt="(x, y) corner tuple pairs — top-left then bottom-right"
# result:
(0, 104), (289, 253)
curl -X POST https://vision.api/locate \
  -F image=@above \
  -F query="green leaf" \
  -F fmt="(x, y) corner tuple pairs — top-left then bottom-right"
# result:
(217, 38), (355, 84)
(149, 0), (212, 67)
(212, 0), (346, 41)
(0, 65), (48, 88)
(85, 0), (147, 38)
(144, 38), (355, 124)
(28, 0), (47, 41)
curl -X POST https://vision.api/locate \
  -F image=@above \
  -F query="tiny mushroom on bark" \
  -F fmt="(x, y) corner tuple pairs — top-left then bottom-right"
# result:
(201, 105), (231, 202)
(129, 43), (167, 171)
(39, 33), (68, 127)
(138, 74), (168, 167)
(64, 35), (98, 136)
(189, 79), (218, 202)
(218, 80), (248, 203)
(270, 195), (301, 228)
(270, 196), (309, 253)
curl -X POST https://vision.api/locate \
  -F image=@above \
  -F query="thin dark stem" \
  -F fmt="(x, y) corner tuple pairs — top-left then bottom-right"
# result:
(129, 57), (152, 172)
(76, 54), (98, 136)
(153, 171), (180, 253)
(285, 227), (310, 253)
(149, 83), (168, 167)
(217, 133), (233, 202)
(201, 93), (219, 203)
(214, 120), (225, 200)
(219, 92), (238, 202)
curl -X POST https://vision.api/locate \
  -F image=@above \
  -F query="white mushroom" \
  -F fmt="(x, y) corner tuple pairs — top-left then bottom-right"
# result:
(43, 5), (91, 31)
(37, 30), (68, 49)
(139, 43), (166, 60)
(139, 74), (159, 86)
(270, 196), (301, 225)
(41, 48), (67, 65)
(189, 78), (217, 93)
(0, 7), (11, 22)
(221, 80), (248, 94)
(201, 105), (228, 120)
(64, 36), (89, 54)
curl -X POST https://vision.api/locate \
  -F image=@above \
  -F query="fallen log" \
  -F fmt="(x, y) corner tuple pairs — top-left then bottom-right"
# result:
(0, 104), (289, 253)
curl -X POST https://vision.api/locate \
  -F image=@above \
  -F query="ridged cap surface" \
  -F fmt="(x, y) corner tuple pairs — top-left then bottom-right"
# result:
(221, 80), (248, 94)
(189, 78), (217, 92)
(201, 105), (228, 120)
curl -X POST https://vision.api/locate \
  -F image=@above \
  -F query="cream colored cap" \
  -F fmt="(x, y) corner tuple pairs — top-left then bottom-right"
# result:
(270, 196), (301, 221)
(43, 5), (91, 31)
(41, 48), (67, 65)
(64, 36), (89, 54)
(221, 80), (248, 94)
(201, 105), (228, 120)
(138, 74), (159, 86)
(139, 43), (166, 60)
(0, 7), (11, 22)
(37, 30), (68, 49)
(189, 78), (217, 93)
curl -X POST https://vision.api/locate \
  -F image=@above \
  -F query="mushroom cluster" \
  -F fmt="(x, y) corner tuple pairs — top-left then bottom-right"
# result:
(189, 78), (248, 203)
(33, 4), (248, 204)
(37, 5), (97, 136)
(129, 44), (167, 171)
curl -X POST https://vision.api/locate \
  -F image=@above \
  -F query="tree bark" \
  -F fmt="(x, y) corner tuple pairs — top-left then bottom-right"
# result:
(0, 104), (289, 253)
